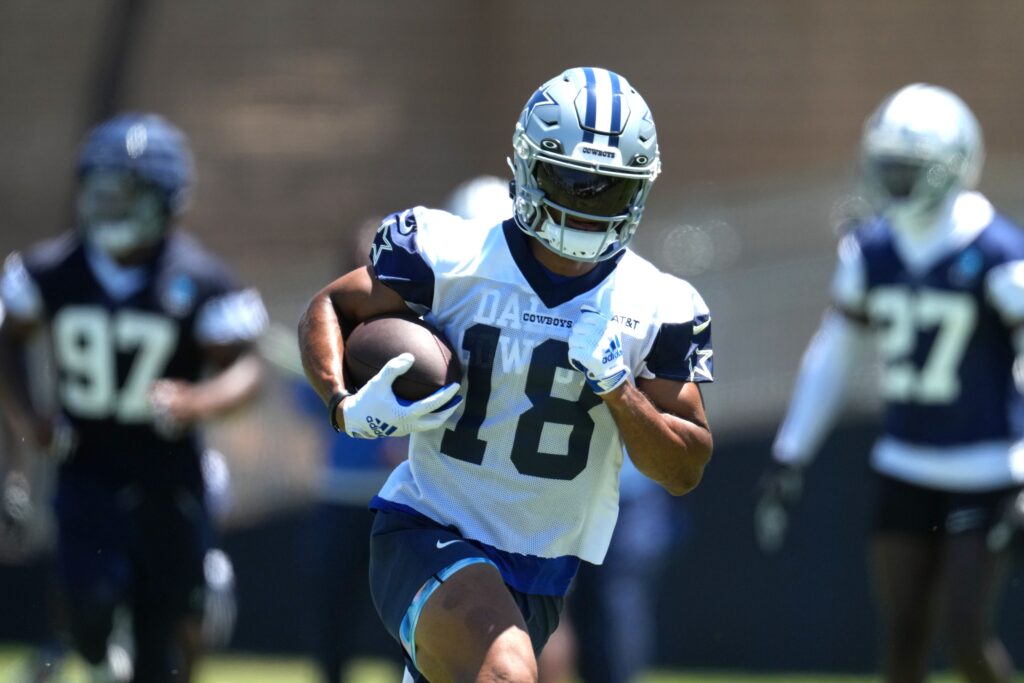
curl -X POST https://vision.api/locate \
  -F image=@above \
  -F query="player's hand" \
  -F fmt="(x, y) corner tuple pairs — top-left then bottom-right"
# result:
(33, 416), (76, 460)
(340, 353), (462, 439)
(754, 461), (804, 554)
(0, 472), (32, 546)
(567, 306), (630, 395)
(987, 488), (1024, 554)
(149, 379), (200, 437)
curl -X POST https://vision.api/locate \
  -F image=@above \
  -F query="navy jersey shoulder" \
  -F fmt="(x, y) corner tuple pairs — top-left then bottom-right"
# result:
(159, 231), (240, 298)
(20, 232), (89, 311)
(368, 208), (435, 311)
(21, 231), (79, 276)
(848, 218), (903, 288)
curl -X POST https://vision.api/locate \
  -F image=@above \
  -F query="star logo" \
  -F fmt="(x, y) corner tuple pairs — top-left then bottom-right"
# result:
(689, 348), (714, 382)
(525, 87), (558, 120)
(370, 223), (393, 266)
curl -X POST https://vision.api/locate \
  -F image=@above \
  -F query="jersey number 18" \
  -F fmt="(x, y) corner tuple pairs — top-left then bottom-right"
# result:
(440, 323), (603, 480)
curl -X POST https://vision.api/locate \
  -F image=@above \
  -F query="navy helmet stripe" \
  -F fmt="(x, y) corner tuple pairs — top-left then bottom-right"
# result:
(608, 71), (622, 148)
(582, 67), (597, 143)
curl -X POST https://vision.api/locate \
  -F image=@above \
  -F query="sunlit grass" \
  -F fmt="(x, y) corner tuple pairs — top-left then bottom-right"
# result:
(2, 645), (1022, 682)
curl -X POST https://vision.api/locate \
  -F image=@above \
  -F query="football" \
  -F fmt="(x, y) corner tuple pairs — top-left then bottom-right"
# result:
(343, 313), (462, 401)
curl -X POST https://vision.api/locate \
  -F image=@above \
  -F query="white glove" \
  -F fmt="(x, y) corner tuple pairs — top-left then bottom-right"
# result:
(567, 306), (630, 395)
(341, 352), (462, 439)
(202, 549), (237, 648)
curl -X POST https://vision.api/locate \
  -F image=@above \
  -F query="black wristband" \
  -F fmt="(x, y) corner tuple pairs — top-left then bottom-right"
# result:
(327, 391), (351, 433)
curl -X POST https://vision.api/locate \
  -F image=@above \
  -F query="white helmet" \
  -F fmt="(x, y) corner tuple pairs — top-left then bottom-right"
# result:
(860, 84), (984, 226)
(510, 67), (661, 262)
(445, 175), (513, 224)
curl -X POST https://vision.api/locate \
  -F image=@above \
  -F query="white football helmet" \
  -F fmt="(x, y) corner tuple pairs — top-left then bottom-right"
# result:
(860, 84), (984, 228)
(445, 175), (513, 225)
(510, 67), (661, 262)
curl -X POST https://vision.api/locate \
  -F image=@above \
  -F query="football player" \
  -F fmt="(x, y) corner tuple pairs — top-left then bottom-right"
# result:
(299, 67), (714, 683)
(0, 113), (266, 683)
(756, 84), (1022, 683)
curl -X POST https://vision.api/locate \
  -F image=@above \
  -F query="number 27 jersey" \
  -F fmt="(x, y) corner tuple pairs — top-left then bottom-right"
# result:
(833, 193), (1024, 450)
(368, 208), (713, 566)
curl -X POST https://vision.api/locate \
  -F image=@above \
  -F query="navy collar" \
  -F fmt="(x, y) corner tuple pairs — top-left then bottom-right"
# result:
(501, 220), (622, 308)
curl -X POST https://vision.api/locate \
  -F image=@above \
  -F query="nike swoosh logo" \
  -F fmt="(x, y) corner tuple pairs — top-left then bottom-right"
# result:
(692, 318), (710, 334)
(436, 539), (462, 549)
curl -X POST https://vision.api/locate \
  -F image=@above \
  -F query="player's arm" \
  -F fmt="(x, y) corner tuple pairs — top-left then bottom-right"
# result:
(0, 303), (41, 544)
(298, 265), (459, 438)
(150, 285), (269, 429)
(772, 234), (872, 467)
(984, 256), (1024, 551)
(568, 293), (715, 495)
(755, 234), (872, 552)
(604, 378), (712, 496)
(0, 313), (40, 443)
(301, 211), (462, 438)
(150, 343), (265, 427)
(0, 257), (60, 450)
(298, 265), (410, 406)
(770, 309), (870, 467)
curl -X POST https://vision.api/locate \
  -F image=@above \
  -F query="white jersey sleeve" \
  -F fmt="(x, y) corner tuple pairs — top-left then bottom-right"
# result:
(830, 233), (868, 318)
(635, 272), (713, 384)
(772, 311), (870, 466)
(0, 252), (44, 323)
(986, 259), (1024, 326)
(194, 288), (268, 345)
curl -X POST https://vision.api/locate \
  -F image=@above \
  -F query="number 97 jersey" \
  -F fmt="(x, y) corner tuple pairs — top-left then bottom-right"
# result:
(832, 193), (1024, 488)
(368, 208), (713, 568)
(0, 232), (266, 491)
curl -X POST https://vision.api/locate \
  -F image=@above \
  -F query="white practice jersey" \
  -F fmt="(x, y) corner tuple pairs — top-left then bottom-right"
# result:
(369, 208), (712, 564)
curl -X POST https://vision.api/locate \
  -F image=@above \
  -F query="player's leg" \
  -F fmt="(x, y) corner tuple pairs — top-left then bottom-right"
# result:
(871, 535), (942, 683)
(869, 474), (944, 683)
(941, 495), (1015, 683)
(369, 507), (562, 683)
(335, 504), (401, 670)
(52, 479), (131, 677)
(414, 562), (537, 683)
(132, 490), (210, 683)
(589, 490), (672, 683)
(306, 501), (347, 682)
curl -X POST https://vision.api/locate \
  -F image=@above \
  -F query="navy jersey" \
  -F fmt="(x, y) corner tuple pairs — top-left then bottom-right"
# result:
(0, 232), (266, 491)
(833, 194), (1024, 448)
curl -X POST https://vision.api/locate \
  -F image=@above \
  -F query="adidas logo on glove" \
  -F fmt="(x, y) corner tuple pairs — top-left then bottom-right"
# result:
(365, 416), (398, 438)
(601, 338), (623, 365)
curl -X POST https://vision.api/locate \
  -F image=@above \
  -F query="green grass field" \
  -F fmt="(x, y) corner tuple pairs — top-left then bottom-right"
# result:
(1, 646), (1020, 683)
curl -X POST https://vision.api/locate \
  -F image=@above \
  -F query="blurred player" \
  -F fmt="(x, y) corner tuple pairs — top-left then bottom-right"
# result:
(299, 67), (714, 683)
(564, 456), (677, 683)
(296, 220), (406, 683)
(756, 84), (1021, 682)
(444, 175), (514, 228)
(0, 113), (266, 683)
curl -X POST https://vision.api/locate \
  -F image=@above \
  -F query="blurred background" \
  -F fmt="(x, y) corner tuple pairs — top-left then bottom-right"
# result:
(2, 0), (1024, 680)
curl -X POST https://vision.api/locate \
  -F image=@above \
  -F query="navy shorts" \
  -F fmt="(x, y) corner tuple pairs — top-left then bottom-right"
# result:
(368, 506), (563, 675)
(54, 475), (211, 619)
(872, 471), (1015, 536)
